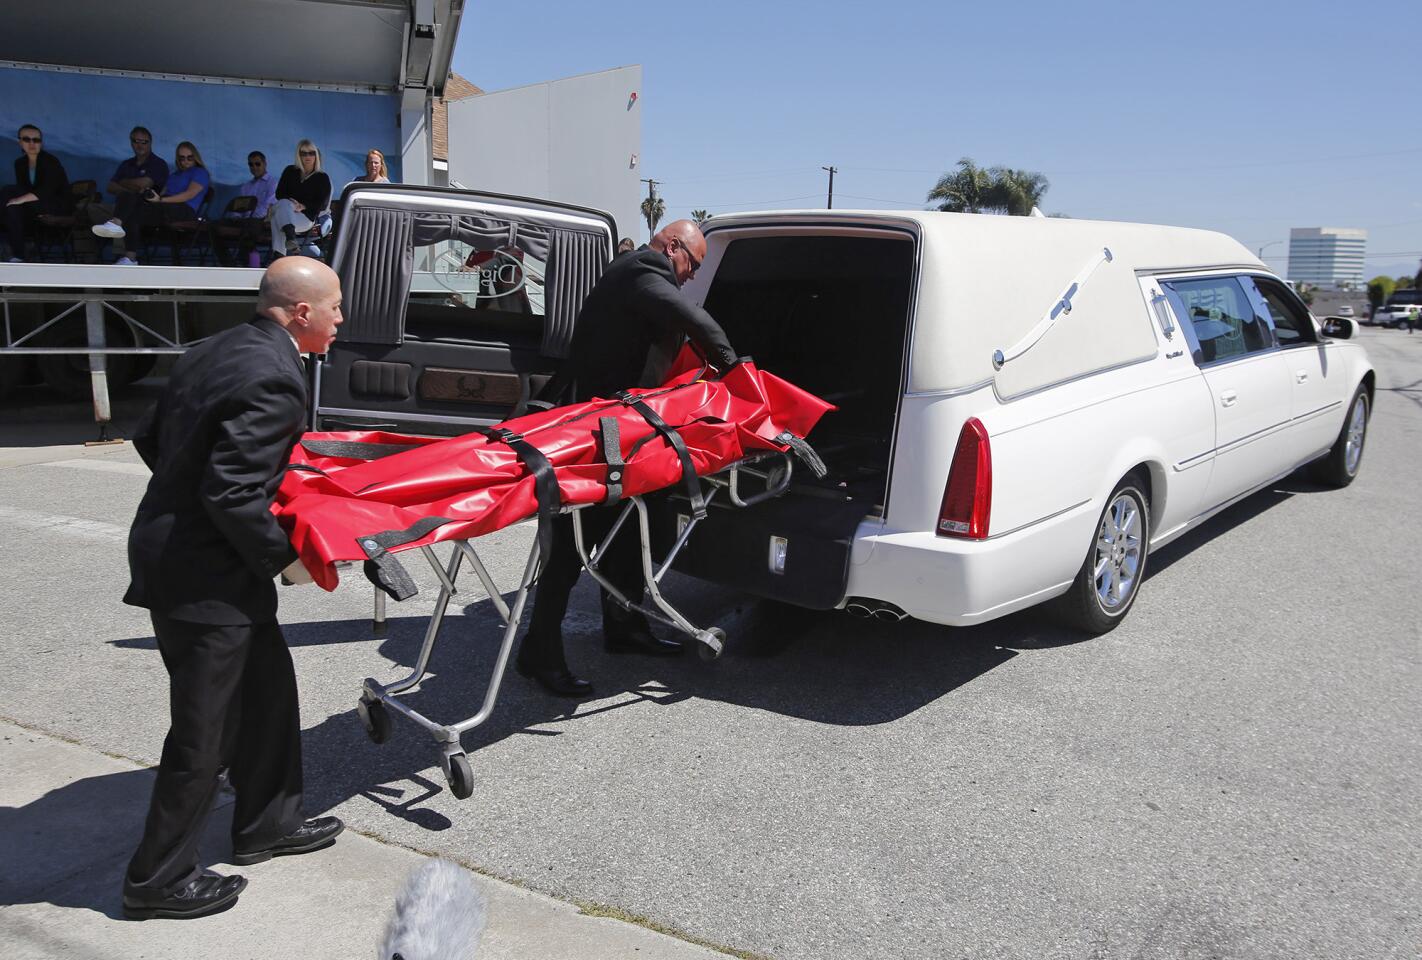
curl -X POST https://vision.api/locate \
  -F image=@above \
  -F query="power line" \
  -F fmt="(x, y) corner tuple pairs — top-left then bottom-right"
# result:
(839, 145), (1422, 179)
(684, 194), (821, 209)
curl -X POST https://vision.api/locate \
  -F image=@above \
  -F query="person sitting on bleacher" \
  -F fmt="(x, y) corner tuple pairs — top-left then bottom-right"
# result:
(238, 151), (278, 218)
(270, 139), (332, 258)
(354, 148), (390, 183)
(88, 127), (169, 251)
(93, 141), (211, 265)
(3, 123), (70, 262)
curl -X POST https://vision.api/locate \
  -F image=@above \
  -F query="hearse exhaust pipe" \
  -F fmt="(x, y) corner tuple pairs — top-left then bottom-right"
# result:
(845, 598), (909, 622)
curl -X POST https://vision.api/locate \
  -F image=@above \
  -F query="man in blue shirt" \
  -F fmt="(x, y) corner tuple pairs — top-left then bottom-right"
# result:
(80, 126), (172, 261)
(93, 138), (208, 265)
(237, 152), (277, 218)
(217, 151), (278, 266)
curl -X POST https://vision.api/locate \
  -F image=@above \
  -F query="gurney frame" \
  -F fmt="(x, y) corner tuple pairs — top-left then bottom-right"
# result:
(355, 450), (794, 799)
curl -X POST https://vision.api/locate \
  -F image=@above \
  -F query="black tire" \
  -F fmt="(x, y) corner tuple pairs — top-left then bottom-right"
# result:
(357, 697), (391, 745)
(36, 320), (137, 399)
(1309, 386), (1368, 488)
(1057, 478), (1150, 635)
(447, 753), (474, 800)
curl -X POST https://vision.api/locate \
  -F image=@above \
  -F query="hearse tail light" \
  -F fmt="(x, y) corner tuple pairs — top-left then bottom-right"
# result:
(937, 418), (992, 539)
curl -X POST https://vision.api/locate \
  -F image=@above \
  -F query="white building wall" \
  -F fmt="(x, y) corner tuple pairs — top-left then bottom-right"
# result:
(1287, 227), (1367, 289)
(447, 66), (642, 243)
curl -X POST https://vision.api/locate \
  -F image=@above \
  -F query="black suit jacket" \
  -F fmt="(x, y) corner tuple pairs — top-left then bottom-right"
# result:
(124, 317), (307, 625)
(11, 151), (69, 208)
(561, 247), (735, 400)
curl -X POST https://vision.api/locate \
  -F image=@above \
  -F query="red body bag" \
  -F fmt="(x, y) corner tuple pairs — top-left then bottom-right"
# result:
(275, 349), (834, 594)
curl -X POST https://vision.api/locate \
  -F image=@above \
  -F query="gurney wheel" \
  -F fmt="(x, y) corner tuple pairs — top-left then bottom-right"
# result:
(358, 696), (392, 745)
(446, 753), (474, 800)
(697, 627), (727, 662)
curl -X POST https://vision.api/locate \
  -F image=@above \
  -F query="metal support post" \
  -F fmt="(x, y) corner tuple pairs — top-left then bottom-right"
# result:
(83, 299), (118, 444)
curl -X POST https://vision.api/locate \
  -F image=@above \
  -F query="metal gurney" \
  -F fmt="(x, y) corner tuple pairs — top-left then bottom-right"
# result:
(274, 352), (833, 798)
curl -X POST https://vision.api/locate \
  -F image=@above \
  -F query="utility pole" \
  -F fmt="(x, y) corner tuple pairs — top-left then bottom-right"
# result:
(821, 166), (836, 209)
(640, 178), (661, 234)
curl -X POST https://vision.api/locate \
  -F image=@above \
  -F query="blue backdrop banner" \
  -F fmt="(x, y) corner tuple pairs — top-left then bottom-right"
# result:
(0, 65), (401, 212)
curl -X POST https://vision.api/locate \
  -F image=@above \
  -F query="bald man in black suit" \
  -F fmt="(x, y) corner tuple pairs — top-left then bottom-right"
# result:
(120, 257), (346, 920)
(515, 219), (736, 697)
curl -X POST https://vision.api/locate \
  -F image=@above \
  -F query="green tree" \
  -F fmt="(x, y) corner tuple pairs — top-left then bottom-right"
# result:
(690, 209), (710, 224)
(1296, 282), (1316, 306)
(927, 158), (992, 213)
(927, 158), (1051, 216)
(986, 166), (1051, 216)
(1367, 275), (1396, 311)
(641, 195), (666, 235)
(1396, 275), (1415, 290)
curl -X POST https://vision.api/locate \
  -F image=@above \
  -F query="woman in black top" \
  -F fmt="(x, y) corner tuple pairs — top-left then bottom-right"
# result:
(3, 123), (69, 262)
(270, 138), (333, 257)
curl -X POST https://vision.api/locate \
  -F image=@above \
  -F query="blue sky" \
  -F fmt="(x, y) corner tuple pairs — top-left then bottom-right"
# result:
(452, 0), (1421, 279)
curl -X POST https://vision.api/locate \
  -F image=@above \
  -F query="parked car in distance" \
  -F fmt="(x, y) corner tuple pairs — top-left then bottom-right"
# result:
(1374, 290), (1422, 328)
(1336, 304), (1354, 317)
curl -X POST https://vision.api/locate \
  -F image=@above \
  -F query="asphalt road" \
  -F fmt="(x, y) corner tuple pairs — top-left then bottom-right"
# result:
(1, 327), (1418, 959)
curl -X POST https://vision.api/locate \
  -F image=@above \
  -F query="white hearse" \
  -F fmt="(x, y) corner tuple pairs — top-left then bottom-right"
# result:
(317, 189), (1374, 635)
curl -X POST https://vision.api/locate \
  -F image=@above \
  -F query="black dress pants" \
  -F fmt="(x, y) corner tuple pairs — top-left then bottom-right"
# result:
(1, 188), (61, 259)
(521, 504), (645, 671)
(125, 613), (304, 894)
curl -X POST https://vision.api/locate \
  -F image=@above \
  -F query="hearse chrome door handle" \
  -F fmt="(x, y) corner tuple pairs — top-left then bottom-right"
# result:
(1295, 370), (1309, 383)
(993, 247), (1114, 370)
(1220, 390), (1238, 408)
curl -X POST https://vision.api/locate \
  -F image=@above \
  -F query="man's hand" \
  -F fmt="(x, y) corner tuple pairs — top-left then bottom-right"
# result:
(6, 192), (36, 206)
(290, 200), (305, 213)
(280, 557), (314, 585)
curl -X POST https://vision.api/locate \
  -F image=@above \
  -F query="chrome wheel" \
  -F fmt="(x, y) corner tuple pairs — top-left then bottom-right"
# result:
(1093, 492), (1143, 611)
(1344, 394), (1367, 476)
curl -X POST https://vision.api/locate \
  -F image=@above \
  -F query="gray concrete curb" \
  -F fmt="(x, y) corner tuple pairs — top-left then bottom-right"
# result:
(0, 719), (733, 960)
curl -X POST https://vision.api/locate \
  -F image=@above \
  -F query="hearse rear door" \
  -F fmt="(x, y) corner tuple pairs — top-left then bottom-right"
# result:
(314, 184), (616, 435)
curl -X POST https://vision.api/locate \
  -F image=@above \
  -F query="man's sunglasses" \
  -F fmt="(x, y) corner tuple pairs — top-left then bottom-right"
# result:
(678, 238), (702, 274)
(19, 136), (41, 144)
(130, 138), (151, 145)
(248, 160), (265, 167)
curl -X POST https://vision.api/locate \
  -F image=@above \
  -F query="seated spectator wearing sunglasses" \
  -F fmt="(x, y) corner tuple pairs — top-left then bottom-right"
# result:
(3, 124), (69, 262)
(215, 151), (279, 266)
(238, 151), (278, 219)
(93, 142), (210, 265)
(87, 126), (169, 256)
(270, 139), (332, 258)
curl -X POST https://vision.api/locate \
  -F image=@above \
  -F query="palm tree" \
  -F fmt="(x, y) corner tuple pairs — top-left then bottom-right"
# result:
(987, 167), (1051, 217)
(641, 195), (666, 234)
(690, 209), (710, 224)
(926, 158), (991, 213)
(927, 159), (1052, 216)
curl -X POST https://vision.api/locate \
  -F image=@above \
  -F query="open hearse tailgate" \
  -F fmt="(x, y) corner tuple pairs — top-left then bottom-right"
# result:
(316, 184), (618, 434)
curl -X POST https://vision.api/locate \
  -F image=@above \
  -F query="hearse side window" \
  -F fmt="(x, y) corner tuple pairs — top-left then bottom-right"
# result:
(1243, 276), (1316, 347)
(1161, 277), (1274, 364)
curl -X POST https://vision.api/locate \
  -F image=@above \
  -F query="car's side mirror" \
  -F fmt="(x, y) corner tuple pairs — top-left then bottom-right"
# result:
(1320, 316), (1355, 339)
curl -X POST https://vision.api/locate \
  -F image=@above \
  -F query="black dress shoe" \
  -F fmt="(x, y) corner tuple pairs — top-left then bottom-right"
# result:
(122, 869), (247, 920)
(604, 620), (684, 656)
(514, 656), (594, 697)
(231, 816), (344, 865)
